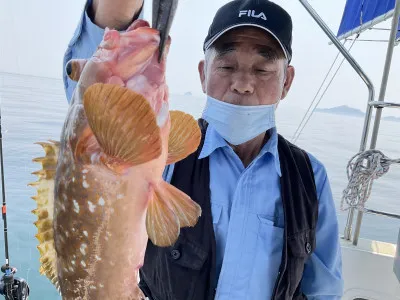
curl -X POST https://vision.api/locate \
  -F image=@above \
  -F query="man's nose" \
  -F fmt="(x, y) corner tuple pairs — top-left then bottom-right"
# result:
(231, 73), (254, 95)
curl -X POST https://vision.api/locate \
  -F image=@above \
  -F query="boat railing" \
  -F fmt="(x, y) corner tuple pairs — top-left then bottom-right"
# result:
(298, 0), (400, 246)
(364, 209), (400, 220)
(395, 230), (400, 282)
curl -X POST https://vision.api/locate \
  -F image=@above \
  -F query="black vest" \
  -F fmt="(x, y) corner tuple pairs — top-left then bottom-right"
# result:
(139, 120), (318, 300)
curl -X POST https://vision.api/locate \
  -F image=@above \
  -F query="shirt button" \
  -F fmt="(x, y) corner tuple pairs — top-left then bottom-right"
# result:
(305, 242), (312, 254)
(171, 249), (181, 260)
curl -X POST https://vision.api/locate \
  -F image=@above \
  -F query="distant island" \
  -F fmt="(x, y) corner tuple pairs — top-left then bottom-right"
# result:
(383, 116), (400, 122)
(315, 105), (400, 122)
(315, 105), (365, 117)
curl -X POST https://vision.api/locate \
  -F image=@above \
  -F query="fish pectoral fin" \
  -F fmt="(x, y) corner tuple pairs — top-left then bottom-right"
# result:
(66, 59), (88, 82)
(83, 83), (162, 167)
(146, 181), (202, 247)
(166, 110), (201, 165)
(160, 181), (202, 228)
(146, 184), (180, 247)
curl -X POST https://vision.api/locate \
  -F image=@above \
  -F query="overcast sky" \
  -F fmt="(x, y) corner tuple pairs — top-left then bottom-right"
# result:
(1, 0), (399, 116)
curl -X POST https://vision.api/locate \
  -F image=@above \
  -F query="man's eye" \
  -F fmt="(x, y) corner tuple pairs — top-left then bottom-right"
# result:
(220, 66), (233, 70)
(256, 69), (273, 75)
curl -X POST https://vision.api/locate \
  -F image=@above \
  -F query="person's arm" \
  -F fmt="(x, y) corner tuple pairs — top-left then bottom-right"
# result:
(301, 157), (344, 299)
(63, 0), (144, 103)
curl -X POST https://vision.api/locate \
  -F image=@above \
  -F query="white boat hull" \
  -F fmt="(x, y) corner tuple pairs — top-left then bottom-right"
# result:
(341, 237), (400, 300)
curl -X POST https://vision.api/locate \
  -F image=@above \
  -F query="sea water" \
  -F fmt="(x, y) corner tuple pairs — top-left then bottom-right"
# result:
(1, 72), (399, 299)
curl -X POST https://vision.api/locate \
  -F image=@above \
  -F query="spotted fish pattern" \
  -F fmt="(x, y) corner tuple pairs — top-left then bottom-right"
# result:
(30, 19), (202, 300)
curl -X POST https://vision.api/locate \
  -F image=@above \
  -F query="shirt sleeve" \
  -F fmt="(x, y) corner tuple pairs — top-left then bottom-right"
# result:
(162, 163), (176, 183)
(62, 0), (144, 103)
(301, 156), (344, 299)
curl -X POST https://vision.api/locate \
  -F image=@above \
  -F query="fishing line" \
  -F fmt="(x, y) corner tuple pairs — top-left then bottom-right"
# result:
(0, 94), (13, 300)
(0, 79), (30, 300)
(291, 35), (359, 144)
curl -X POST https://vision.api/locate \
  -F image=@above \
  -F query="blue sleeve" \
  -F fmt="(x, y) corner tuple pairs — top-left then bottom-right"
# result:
(301, 155), (344, 299)
(62, 0), (145, 103)
(162, 163), (175, 183)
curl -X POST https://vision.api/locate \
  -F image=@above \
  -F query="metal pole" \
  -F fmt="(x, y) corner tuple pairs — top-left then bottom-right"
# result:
(365, 209), (400, 220)
(344, 209), (354, 240)
(352, 0), (400, 246)
(298, 0), (376, 240)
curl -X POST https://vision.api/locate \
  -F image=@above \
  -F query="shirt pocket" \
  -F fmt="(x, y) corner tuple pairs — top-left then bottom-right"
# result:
(248, 215), (285, 298)
(257, 215), (284, 253)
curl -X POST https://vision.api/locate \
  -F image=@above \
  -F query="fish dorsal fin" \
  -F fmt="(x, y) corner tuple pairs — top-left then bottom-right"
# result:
(166, 110), (201, 165)
(29, 140), (60, 291)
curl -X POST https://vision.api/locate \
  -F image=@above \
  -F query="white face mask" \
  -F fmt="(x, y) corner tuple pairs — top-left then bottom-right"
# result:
(201, 95), (278, 145)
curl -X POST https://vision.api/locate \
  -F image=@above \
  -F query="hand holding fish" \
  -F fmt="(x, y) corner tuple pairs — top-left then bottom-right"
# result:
(90, 0), (177, 60)
(30, 7), (202, 300)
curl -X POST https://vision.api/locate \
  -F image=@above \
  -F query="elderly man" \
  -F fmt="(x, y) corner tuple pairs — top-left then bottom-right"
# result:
(63, 0), (343, 299)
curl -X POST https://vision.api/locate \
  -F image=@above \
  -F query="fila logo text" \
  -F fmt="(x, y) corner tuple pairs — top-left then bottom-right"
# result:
(238, 10), (267, 20)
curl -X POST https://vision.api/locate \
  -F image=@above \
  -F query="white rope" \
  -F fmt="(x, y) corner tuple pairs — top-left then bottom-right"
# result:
(341, 149), (400, 211)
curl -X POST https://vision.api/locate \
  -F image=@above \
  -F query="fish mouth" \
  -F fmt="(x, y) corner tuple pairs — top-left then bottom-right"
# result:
(110, 20), (170, 116)
(126, 19), (154, 32)
(108, 19), (170, 88)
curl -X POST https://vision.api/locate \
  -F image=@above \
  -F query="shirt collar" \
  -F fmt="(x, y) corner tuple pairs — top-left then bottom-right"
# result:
(198, 124), (228, 159)
(198, 124), (282, 177)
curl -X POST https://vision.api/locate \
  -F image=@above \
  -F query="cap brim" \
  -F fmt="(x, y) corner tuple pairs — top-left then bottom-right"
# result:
(204, 23), (290, 62)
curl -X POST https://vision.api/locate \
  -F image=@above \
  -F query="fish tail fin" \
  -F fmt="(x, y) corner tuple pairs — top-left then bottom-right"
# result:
(166, 110), (201, 165)
(29, 140), (60, 290)
(146, 181), (202, 247)
(81, 83), (162, 170)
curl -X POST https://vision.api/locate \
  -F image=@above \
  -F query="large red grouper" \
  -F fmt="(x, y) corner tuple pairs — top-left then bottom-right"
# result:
(29, 17), (202, 300)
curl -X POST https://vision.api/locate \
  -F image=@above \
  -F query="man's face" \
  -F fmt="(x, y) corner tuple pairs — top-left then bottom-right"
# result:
(198, 27), (295, 106)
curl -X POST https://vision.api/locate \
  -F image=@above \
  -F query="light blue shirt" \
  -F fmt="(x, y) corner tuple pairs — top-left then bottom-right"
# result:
(62, 1), (343, 299)
(163, 126), (343, 299)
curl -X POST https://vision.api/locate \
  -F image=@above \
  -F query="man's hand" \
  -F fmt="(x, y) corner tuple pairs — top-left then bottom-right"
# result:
(90, 0), (144, 30)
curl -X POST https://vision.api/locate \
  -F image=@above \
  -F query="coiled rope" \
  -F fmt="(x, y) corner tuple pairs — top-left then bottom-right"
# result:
(341, 149), (400, 211)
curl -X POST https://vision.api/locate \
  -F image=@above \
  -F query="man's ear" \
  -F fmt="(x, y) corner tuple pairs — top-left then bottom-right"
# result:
(198, 60), (206, 93)
(281, 65), (295, 100)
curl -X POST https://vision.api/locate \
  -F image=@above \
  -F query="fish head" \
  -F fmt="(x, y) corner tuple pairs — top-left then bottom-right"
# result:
(91, 19), (172, 128)
(64, 19), (174, 173)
